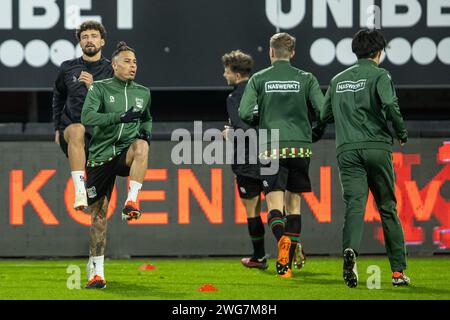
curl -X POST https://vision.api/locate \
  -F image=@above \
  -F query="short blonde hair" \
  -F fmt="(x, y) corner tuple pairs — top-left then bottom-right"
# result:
(270, 33), (296, 59)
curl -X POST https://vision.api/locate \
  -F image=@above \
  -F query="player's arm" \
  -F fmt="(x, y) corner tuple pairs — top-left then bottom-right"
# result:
(238, 76), (259, 125)
(52, 67), (67, 132)
(312, 86), (334, 142)
(307, 74), (325, 119)
(138, 91), (152, 144)
(227, 94), (251, 130)
(81, 84), (122, 126)
(377, 72), (408, 144)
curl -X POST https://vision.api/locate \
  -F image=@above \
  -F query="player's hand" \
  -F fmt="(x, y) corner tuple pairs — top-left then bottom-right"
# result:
(399, 137), (408, 146)
(120, 107), (141, 123)
(78, 71), (94, 88)
(312, 124), (326, 143)
(55, 130), (60, 146)
(222, 125), (231, 141)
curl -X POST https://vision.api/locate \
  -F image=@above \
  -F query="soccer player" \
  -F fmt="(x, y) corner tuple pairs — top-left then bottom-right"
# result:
(221, 50), (267, 269)
(313, 29), (410, 287)
(239, 33), (324, 278)
(52, 21), (113, 211)
(81, 42), (152, 288)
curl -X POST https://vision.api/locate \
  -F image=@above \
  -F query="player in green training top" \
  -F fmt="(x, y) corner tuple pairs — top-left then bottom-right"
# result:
(81, 41), (152, 289)
(239, 33), (324, 278)
(313, 29), (410, 288)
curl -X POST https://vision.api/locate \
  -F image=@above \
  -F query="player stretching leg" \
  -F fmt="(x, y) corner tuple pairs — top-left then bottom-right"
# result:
(52, 21), (113, 211)
(81, 42), (153, 288)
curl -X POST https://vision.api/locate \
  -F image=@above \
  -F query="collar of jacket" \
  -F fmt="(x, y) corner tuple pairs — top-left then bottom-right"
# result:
(80, 56), (107, 67)
(272, 60), (291, 67)
(112, 76), (134, 87)
(357, 58), (378, 66)
(234, 79), (248, 91)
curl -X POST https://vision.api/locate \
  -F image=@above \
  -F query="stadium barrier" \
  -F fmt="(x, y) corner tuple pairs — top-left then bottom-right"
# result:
(0, 122), (448, 257)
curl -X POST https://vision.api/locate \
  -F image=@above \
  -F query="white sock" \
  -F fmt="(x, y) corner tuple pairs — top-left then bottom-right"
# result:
(87, 257), (94, 281)
(71, 171), (86, 194)
(91, 255), (104, 279)
(126, 180), (142, 202)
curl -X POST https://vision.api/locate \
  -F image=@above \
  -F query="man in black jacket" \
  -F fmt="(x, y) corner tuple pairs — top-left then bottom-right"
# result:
(222, 50), (267, 269)
(52, 21), (113, 211)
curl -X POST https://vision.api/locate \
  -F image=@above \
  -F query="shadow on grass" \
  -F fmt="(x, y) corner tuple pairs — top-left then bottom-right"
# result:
(379, 284), (450, 297)
(296, 271), (332, 278)
(95, 281), (188, 299)
(292, 277), (343, 286)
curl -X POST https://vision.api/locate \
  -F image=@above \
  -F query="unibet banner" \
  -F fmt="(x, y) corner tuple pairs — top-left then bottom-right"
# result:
(0, 0), (449, 89)
(0, 139), (449, 257)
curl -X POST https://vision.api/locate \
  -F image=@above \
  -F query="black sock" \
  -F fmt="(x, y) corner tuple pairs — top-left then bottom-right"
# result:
(285, 214), (301, 267)
(247, 216), (265, 259)
(268, 209), (285, 242)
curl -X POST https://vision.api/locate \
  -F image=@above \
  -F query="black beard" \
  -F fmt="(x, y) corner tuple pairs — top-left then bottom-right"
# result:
(82, 46), (101, 57)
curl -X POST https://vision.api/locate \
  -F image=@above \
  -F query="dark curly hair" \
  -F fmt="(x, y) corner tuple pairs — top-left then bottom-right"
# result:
(75, 20), (107, 41)
(222, 50), (253, 77)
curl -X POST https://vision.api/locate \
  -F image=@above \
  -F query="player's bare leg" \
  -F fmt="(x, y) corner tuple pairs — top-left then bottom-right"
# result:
(244, 196), (260, 219)
(240, 196), (268, 269)
(285, 191), (306, 270)
(89, 197), (108, 257)
(64, 123), (88, 211)
(121, 139), (149, 221)
(86, 196), (108, 289)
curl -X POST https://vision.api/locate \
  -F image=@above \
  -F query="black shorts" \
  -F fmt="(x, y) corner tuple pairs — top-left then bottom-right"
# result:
(59, 128), (91, 158)
(260, 158), (311, 194)
(86, 148), (130, 205)
(236, 174), (263, 199)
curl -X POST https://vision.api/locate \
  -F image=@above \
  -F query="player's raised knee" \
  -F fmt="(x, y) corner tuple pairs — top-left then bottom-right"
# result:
(68, 123), (85, 132)
(66, 123), (85, 141)
(133, 139), (149, 158)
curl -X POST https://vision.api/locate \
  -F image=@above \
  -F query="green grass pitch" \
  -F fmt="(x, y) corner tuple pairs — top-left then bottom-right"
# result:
(0, 257), (449, 300)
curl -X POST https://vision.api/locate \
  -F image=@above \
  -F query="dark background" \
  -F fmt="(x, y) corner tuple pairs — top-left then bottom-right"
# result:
(0, 0), (449, 124)
(1, 88), (449, 125)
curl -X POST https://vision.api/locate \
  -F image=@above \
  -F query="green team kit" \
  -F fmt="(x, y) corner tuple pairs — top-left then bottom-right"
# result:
(239, 60), (324, 195)
(239, 60), (324, 161)
(81, 76), (152, 204)
(82, 77), (152, 166)
(316, 58), (408, 276)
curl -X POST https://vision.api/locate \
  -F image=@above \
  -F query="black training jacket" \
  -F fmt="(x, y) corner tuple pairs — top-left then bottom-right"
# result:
(52, 57), (114, 131)
(227, 80), (260, 178)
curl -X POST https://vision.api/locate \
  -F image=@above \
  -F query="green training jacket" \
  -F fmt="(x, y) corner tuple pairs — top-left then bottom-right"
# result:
(81, 76), (152, 165)
(238, 60), (324, 158)
(318, 59), (408, 155)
